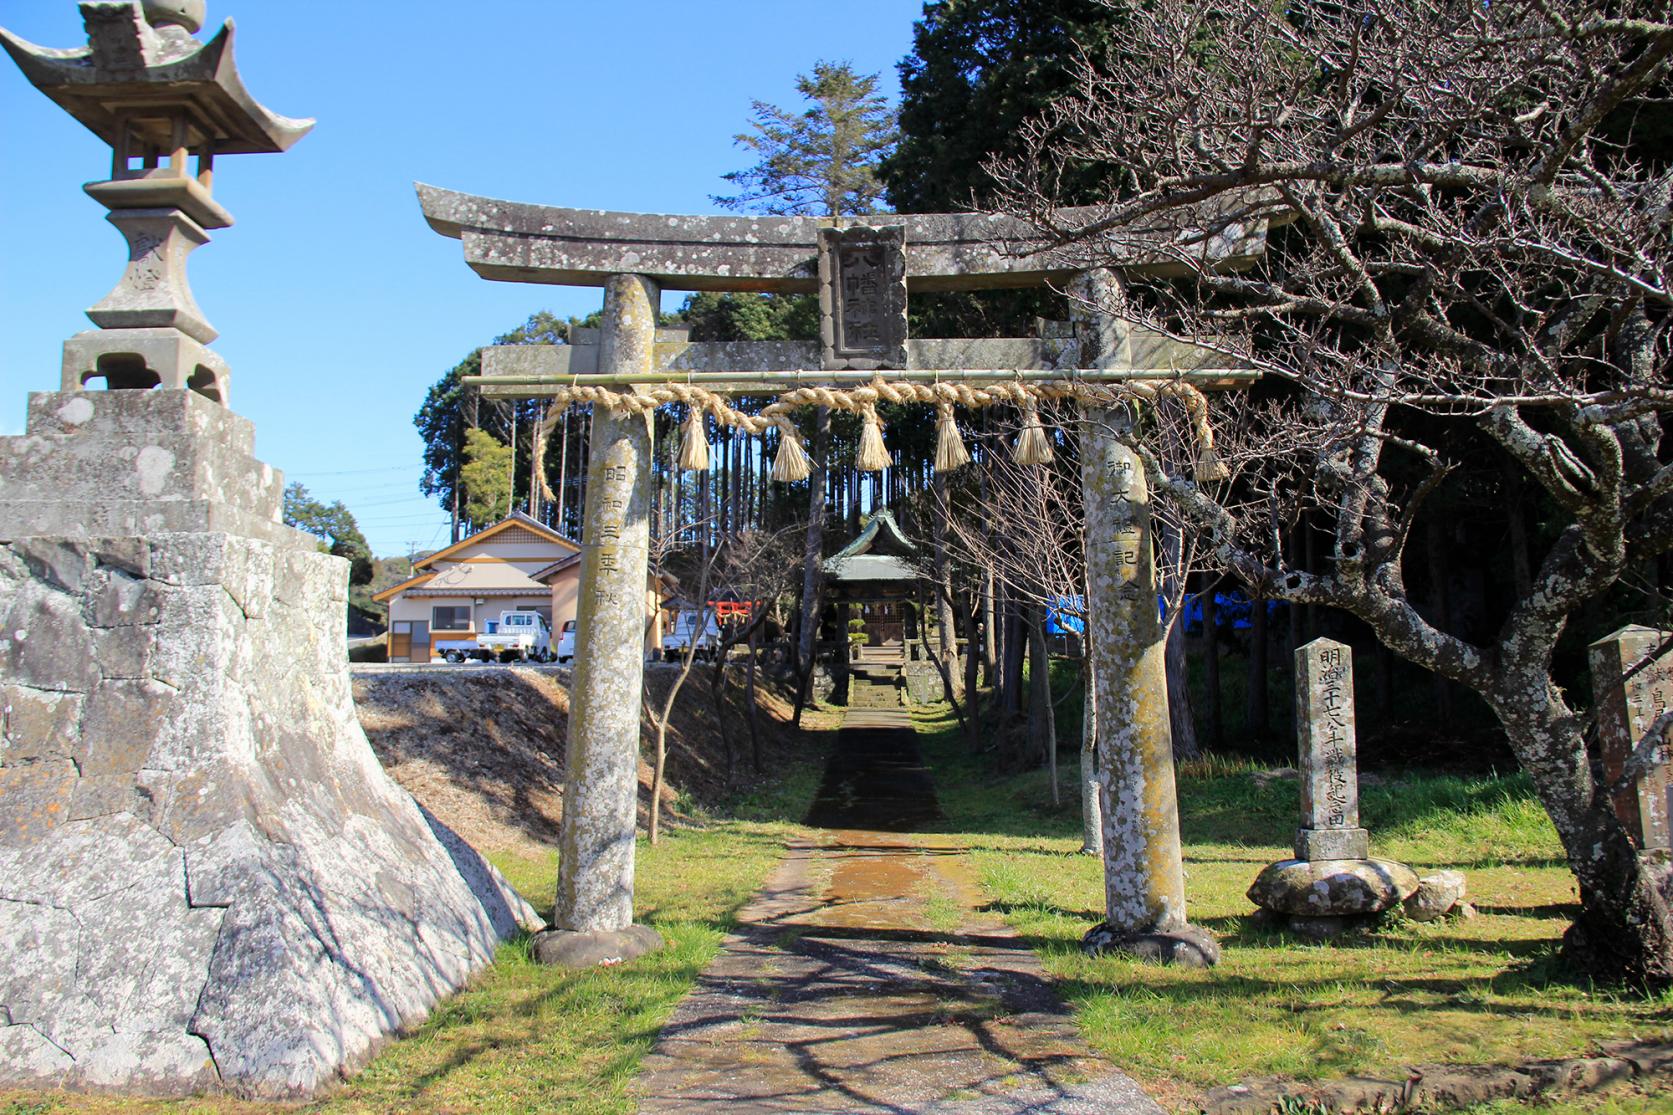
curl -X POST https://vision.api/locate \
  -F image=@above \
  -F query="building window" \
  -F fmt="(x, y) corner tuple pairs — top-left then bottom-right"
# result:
(432, 606), (471, 631)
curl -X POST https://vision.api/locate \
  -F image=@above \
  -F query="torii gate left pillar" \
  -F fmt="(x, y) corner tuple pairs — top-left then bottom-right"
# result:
(534, 275), (665, 967)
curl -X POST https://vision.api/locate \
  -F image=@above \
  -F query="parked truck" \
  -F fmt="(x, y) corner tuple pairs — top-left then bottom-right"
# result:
(661, 608), (721, 662)
(435, 611), (554, 664)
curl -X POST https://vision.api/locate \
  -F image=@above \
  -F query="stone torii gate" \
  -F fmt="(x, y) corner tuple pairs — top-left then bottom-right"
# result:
(418, 184), (1265, 967)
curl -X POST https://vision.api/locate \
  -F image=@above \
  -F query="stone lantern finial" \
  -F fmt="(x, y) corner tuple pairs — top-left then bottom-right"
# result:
(142, 0), (207, 33)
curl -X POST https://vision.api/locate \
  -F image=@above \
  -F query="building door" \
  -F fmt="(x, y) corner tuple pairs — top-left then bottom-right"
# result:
(864, 601), (903, 645)
(390, 622), (412, 663)
(408, 620), (429, 662)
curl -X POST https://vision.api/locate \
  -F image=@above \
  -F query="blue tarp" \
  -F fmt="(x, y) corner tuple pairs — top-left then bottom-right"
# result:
(1048, 590), (1285, 634)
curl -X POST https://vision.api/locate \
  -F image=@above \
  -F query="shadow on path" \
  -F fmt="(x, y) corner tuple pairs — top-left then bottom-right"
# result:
(804, 695), (945, 833)
(633, 689), (1160, 1114)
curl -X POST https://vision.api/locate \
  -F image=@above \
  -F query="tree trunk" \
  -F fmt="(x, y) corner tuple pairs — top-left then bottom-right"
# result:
(1002, 592), (1025, 721)
(1028, 609), (1060, 804)
(965, 595), (983, 754)
(1166, 607), (1200, 762)
(1494, 691), (1673, 987)
(747, 622), (763, 774)
(1202, 578), (1223, 750)
(932, 473), (959, 672)
(981, 569), (997, 687)
(1081, 652), (1101, 855)
(1247, 586), (1270, 741)
(793, 408), (830, 726)
(920, 588), (967, 733)
(1289, 524), (1305, 655)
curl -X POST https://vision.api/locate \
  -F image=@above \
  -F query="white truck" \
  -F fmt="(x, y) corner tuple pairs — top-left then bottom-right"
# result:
(661, 608), (721, 662)
(435, 611), (554, 664)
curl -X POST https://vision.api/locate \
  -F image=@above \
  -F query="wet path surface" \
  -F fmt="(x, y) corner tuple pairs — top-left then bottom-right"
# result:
(634, 685), (1160, 1114)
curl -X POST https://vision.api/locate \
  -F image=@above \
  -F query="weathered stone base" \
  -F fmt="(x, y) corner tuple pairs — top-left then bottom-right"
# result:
(533, 924), (664, 968)
(0, 530), (542, 1099)
(1248, 858), (1420, 919)
(900, 662), (945, 705)
(1081, 922), (1221, 968)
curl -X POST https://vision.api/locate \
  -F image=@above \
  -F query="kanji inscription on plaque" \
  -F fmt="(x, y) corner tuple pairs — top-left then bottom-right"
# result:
(818, 224), (908, 370)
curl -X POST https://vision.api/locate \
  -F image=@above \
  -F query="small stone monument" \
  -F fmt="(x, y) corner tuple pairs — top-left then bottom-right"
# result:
(1295, 638), (1369, 861)
(0, 3), (538, 1098)
(1591, 626), (1673, 853)
(1248, 638), (1418, 939)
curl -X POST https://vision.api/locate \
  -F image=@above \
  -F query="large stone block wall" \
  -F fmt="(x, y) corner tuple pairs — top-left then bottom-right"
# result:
(0, 523), (540, 1096)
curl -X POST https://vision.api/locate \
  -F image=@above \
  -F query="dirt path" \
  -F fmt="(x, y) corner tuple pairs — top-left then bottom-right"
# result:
(633, 691), (1160, 1114)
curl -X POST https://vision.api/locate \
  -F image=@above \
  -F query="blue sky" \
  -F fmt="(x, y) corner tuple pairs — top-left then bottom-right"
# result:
(0, 0), (925, 557)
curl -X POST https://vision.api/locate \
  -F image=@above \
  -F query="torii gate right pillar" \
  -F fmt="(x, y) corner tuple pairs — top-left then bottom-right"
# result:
(1075, 269), (1219, 967)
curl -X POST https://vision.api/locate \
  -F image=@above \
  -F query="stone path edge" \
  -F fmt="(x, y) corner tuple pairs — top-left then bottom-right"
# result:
(1200, 1038), (1673, 1114)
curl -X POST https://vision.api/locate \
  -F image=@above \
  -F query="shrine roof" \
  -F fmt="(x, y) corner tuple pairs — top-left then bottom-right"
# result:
(823, 510), (920, 583)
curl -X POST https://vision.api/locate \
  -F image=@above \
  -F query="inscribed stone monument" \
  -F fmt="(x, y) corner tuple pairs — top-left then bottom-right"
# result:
(1248, 638), (1419, 938)
(0, 3), (539, 1098)
(1294, 638), (1369, 861)
(1591, 626), (1673, 853)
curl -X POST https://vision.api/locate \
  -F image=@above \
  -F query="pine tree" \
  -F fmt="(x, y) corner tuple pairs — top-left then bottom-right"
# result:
(712, 61), (897, 719)
(715, 61), (897, 217)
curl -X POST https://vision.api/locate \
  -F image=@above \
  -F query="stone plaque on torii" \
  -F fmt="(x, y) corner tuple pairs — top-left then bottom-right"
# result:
(418, 183), (1267, 968)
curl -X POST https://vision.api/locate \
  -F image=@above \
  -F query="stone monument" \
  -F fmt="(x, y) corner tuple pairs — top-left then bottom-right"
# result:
(0, 3), (538, 1098)
(1591, 626), (1673, 853)
(1248, 638), (1418, 939)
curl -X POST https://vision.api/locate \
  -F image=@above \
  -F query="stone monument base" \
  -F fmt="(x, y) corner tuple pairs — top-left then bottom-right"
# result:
(0, 392), (542, 1099)
(1081, 922), (1221, 968)
(532, 924), (664, 968)
(1247, 858), (1420, 940)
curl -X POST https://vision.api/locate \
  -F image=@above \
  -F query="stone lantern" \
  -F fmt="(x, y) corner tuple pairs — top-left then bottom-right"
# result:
(0, 6), (537, 1098)
(1, 0), (313, 406)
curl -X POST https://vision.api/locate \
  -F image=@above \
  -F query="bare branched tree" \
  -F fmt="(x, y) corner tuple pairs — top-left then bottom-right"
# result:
(991, 0), (1673, 983)
(643, 515), (719, 846)
(705, 526), (805, 780)
(940, 405), (1210, 845)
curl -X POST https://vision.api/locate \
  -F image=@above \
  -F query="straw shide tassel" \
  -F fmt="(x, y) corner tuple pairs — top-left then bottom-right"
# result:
(771, 422), (812, 482)
(1195, 445), (1230, 483)
(677, 406), (710, 472)
(856, 404), (893, 472)
(1012, 395), (1055, 466)
(934, 403), (970, 473)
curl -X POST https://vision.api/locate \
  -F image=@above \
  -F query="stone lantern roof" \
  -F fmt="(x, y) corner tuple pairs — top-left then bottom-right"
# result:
(0, 2), (314, 157)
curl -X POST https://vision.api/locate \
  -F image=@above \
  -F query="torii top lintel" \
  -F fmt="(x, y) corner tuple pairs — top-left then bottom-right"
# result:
(416, 184), (1269, 295)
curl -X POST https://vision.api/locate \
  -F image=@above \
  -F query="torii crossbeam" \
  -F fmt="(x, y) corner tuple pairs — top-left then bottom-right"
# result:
(419, 183), (1262, 969)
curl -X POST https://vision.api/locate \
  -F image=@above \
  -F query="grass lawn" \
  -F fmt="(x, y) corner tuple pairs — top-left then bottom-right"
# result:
(913, 702), (1673, 1109)
(0, 744), (827, 1115)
